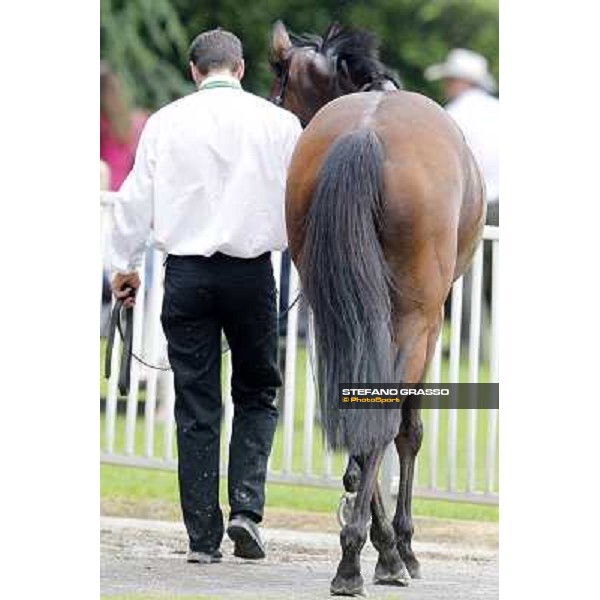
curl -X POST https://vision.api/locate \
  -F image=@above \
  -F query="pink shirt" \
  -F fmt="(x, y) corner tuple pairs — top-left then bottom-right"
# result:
(100, 112), (147, 191)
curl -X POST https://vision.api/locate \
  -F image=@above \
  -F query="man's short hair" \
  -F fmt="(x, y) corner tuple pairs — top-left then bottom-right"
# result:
(188, 29), (243, 75)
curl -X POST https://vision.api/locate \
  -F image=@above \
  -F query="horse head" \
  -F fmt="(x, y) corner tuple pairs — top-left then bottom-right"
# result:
(269, 21), (400, 126)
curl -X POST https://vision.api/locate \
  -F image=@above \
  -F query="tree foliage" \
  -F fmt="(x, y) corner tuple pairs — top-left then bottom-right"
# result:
(100, 0), (193, 109)
(101, 0), (498, 111)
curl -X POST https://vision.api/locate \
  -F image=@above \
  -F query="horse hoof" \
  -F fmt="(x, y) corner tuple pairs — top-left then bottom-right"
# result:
(374, 560), (409, 587)
(407, 561), (422, 579)
(330, 574), (365, 596)
(401, 555), (422, 579)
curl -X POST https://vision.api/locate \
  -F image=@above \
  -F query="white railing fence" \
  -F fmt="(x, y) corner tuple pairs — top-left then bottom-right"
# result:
(100, 191), (498, 505)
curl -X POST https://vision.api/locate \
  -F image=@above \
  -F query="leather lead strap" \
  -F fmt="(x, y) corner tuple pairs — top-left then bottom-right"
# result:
(104, 290), (304, 393)
(104, 298), (134, 396)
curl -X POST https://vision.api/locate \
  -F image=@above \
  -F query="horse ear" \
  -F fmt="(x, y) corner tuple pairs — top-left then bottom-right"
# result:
(324, 22), (342, 41)
(271, 20), (292, 61)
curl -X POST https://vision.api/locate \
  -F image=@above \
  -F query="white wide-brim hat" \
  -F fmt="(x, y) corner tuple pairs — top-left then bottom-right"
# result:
(425, 48), (496, 93)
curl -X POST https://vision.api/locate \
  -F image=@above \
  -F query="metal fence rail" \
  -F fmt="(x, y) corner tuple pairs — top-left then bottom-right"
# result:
(100, 191), (498, 505)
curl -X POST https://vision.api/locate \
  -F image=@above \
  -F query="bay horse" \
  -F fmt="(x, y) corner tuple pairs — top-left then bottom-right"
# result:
(269, 22), (485, 596)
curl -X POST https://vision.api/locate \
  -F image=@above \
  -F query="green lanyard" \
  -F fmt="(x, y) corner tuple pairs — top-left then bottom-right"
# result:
(199, 80), (241, 91)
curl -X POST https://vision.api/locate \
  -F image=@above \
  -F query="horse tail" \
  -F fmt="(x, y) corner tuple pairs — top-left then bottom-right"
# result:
(300, 128), (402, 455)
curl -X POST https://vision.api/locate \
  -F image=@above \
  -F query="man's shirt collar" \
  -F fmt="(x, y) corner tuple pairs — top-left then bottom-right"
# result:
(199, 74), (242, 91)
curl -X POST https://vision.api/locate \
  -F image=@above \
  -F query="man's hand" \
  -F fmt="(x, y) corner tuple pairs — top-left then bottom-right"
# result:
(112, 272), (141, 308)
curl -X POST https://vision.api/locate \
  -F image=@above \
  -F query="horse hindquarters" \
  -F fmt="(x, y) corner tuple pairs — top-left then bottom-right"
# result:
(299, 128), (402, 456)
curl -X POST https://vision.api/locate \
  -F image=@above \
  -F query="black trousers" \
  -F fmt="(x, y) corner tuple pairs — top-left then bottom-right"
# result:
(486, 199), (499, 227)
(161, 252), (281, 553)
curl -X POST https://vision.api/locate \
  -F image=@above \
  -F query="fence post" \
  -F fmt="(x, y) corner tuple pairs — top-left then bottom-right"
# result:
(486, 237), (500, 492)
(447, 277), (463, 491)
(302, 311), (316, 475)
(427, 318), (443, 490)
(466, 243), (484, 492)
(143, 250), (165, 458)
(282, 265), (300, 474)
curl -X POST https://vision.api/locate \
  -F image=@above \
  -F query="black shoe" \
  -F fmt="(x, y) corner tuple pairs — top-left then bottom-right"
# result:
(187, 548), (223, 564)
(226, 516), (265, 559)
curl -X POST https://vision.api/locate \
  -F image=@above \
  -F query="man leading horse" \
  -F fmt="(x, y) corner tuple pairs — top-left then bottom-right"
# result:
(109, 28), (302, 563)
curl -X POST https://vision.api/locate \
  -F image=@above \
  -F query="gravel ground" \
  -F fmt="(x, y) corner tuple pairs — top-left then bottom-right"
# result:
(101, 516), (498, 599)
(101, 499), (499, 546)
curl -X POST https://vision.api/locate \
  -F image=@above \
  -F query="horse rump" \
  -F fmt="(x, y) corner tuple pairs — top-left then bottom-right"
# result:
(300, 128), (402, 455)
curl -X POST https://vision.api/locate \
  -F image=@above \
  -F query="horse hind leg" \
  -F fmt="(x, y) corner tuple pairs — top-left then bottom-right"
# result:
(391, 314), (440, 578)
(393, 402), (423, 579)
(341, 455), (409, 585)
(330, 449), (383, 596)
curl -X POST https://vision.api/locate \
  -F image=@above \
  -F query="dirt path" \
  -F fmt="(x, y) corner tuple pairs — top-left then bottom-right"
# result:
(101, 499), (499, 547)
(101, 516), (498, 599)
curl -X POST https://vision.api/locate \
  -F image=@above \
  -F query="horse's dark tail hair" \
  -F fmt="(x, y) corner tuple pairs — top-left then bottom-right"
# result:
(300, 128), (402, 455)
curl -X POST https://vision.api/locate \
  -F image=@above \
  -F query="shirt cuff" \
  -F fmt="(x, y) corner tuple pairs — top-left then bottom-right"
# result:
(111, 254), (142, 274)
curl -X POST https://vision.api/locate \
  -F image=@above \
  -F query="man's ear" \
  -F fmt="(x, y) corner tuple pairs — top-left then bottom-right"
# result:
(234, 59), (245, 81)
(189, 62), (201, 86)
(271, 20), (291, 62)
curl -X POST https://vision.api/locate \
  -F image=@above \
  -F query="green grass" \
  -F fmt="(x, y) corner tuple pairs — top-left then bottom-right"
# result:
(101, 463), (498, 521)
(101, 339), (498, 522)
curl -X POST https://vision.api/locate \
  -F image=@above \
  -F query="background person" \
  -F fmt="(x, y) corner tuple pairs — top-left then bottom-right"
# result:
(426, 49), (499, 348)
(100, 160), (112, 336)
(425, 48), (499, 225)
(109, 29), (302, 564)
(101, 62), (156, 346)
(100, 62), (148, 191)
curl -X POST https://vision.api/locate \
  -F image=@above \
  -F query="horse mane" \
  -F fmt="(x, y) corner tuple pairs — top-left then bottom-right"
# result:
(290, 23), (401, 91)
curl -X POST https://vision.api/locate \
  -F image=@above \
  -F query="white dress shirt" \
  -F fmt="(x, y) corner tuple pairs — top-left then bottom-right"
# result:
(446, 88), (499, 203)
(110, 75), (303, 272)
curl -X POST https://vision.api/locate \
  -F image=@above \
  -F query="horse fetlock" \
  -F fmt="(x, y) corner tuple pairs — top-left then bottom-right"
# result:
(392, 514), (414, 540)
(370, 520), (396, 552)
(340, 523), (367, 553)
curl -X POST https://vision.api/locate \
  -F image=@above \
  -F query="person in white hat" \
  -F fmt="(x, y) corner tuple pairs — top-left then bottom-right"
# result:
(425, 48), (499, 225)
